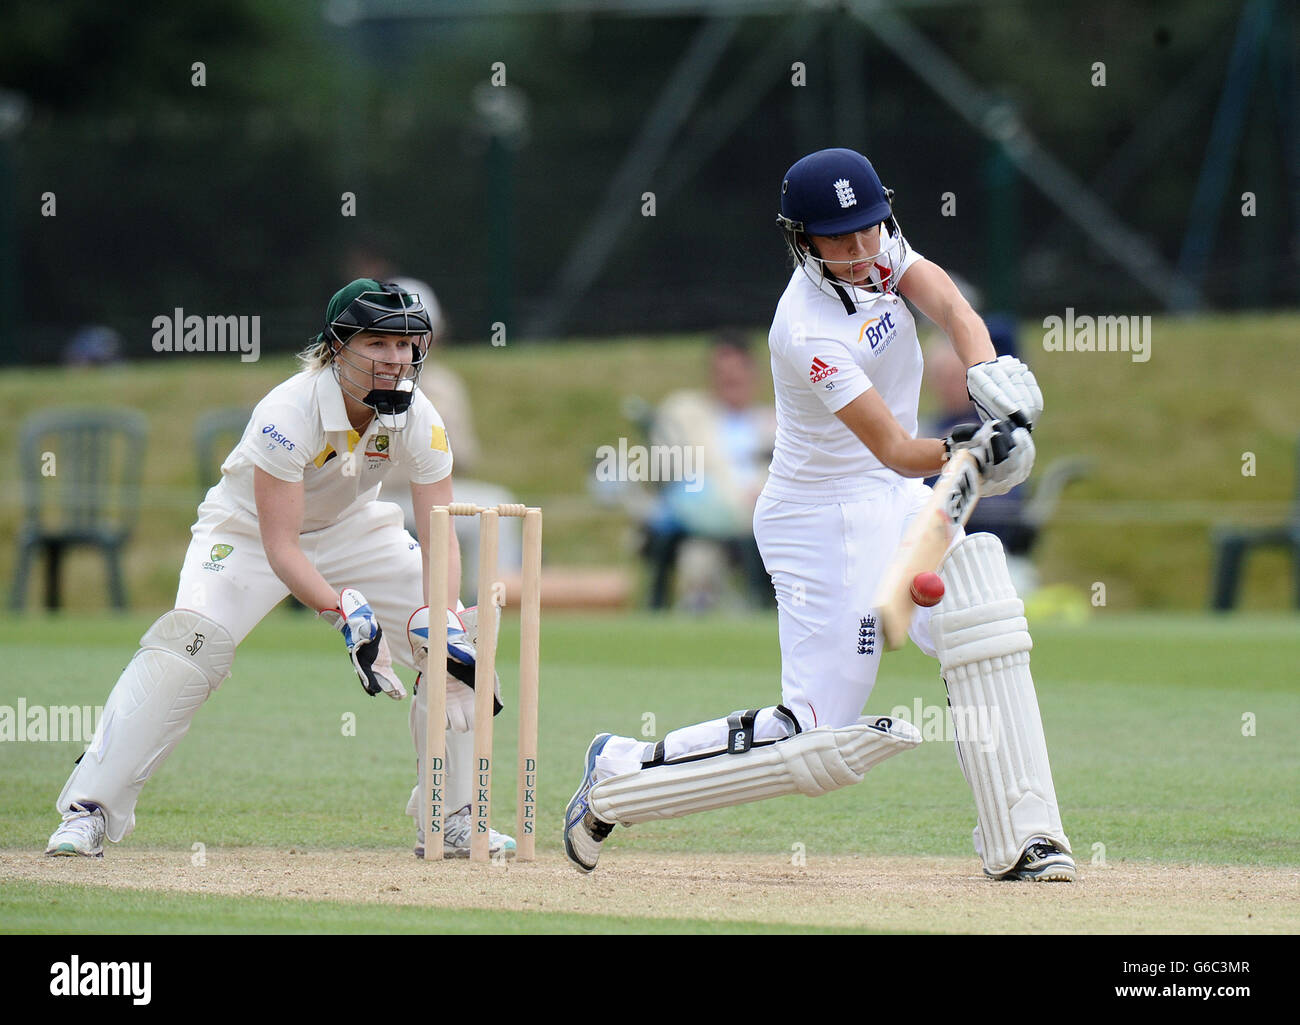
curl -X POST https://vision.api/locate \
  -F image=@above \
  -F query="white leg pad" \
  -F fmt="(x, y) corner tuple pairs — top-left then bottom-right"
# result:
(589, 715), (920, 825)
(408, 679), (474, 834)
(934, 533), (1070, 875)
(57, 610), (235, 843)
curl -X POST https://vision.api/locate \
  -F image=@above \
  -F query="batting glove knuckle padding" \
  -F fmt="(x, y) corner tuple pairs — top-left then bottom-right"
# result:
(946, 420), (1034, 497)
(967, 356), (1043, 431)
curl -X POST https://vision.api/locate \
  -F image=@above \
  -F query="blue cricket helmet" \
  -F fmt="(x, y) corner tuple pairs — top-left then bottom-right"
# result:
(776, 148), (906, 308)
(777, 148), (893, 236)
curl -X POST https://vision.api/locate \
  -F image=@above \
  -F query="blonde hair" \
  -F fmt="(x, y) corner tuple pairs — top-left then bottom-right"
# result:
(297, 336), (335, 371)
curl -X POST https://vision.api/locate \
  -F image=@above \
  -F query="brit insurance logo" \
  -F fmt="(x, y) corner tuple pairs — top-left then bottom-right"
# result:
(203, 543), (233, 573)
(857, 310), (898, 354)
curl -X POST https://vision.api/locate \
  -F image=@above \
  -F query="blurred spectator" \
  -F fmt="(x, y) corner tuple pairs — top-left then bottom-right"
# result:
(62, 325), (123, 367)
(641, 330), (776, 610)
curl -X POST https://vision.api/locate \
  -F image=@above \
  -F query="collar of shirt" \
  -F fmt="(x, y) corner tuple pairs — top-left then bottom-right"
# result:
(314, 366), (357, 433)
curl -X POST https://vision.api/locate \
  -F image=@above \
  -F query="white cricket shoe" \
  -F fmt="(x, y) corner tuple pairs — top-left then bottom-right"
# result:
(563, 733), (615, 874)
(413, 804), (517, 859)
(45, 802), (106, 858)
(997, 838), (1076, 882)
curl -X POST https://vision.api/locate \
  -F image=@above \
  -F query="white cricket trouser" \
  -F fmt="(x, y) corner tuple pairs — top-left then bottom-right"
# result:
(177, 500), (424, 654)
(598, 478), (948, 778)
(180, 498), (474, 808)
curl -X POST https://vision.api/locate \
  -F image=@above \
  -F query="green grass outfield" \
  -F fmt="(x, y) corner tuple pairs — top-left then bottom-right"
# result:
(1, 610), (1297, 933)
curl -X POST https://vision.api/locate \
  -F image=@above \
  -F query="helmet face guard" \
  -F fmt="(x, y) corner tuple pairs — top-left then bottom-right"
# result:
(322, 281), (433, 430)
(779, 213), (909, 305)
(776, 148), (907, 310)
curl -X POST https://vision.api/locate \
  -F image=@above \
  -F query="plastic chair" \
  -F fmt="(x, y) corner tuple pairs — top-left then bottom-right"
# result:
(194, 407), (251, 498)
(1210, 439), (1300, 610)
(11, 408), (148, 610)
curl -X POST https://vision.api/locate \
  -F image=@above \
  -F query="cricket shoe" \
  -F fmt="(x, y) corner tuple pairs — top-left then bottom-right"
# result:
(45, 802), (106, 858)
(414, 805), (517, 859)
(997, 838), (1076, 882)
(563, 733), (615, 874)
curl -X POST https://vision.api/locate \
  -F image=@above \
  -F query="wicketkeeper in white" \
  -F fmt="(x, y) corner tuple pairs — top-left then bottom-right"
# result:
(46, 279), (514, 859)
(564, 149), (1075, 881)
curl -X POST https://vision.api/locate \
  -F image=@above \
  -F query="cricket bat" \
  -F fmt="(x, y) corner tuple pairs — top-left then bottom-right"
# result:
(872, 449), (981, 650)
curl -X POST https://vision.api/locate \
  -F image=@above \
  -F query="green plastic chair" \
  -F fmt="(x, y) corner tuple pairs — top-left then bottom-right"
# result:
(11, 408), (148, 611)
(1210, 437), (1300, 610)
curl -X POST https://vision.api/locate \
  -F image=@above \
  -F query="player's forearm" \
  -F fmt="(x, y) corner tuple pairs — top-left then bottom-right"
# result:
(447, 535), (462, 610)
(415, 510), (462, 610)
(264, 542), (339, 613)
(878, 436), (947, 478)
(834, 391), (947, 477)
(424, 533), (462, 609)
(946, 306), (997, 368)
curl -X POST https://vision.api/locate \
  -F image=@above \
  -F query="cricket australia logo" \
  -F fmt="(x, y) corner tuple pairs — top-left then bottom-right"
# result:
(202, 544), (233, 573)
(833, 178), (857, 208)
(857, 615), (876, 655)
(365, 432), (391, 464)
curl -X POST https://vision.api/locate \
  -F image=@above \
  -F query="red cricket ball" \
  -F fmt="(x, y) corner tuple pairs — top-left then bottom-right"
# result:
(910, 571), (945, 607)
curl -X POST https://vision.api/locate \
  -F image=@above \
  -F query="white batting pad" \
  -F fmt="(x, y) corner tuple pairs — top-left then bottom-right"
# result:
(58, 610), (235, 843)
(588, 716), (920, 825)
(934, 533), (1070, 874)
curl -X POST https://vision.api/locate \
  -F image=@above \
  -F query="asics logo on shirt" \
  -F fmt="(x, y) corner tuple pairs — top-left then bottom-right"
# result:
(260, 424), (296, 451)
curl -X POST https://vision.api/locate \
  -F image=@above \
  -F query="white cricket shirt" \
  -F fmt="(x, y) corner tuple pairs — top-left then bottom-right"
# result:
(763, 234), (926, 503)
(206, 367), (453, 532)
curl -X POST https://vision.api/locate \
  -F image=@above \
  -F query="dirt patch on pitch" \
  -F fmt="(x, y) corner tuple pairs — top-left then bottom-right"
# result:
(2, 848), (1294, 933)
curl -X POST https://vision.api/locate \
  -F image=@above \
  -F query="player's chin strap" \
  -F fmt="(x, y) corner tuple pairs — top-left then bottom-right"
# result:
(358, 379), (417, 432)
(934, 532), (1071, 876)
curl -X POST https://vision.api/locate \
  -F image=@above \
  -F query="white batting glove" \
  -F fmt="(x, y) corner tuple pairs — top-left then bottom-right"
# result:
(320, 588), (406, 699)
(945, 419), (1036, 497)
(966, 355), (1043, 431)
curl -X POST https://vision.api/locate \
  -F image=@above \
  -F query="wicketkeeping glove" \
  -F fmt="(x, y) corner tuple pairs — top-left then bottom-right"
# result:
(407, 605), (503, 732)
(320, 588), (406, 699)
